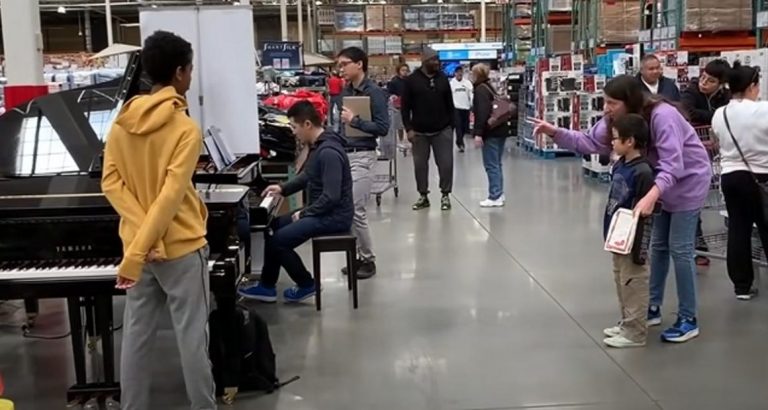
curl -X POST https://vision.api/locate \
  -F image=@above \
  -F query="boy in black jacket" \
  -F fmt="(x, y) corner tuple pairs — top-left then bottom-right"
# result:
(240, 101), (354, 303)
(602, 114), (655, 349)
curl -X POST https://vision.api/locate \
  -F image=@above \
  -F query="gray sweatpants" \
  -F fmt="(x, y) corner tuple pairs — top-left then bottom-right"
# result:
(349, 151), (377, 262)
(120, 247), (216, 410)
(412, 126), (454, 195)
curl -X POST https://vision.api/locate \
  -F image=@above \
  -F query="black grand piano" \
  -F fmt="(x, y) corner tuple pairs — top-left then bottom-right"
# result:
(0, 51), (282, 406)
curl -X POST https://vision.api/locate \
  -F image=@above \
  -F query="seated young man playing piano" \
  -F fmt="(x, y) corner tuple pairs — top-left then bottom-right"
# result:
(239, 101), (354, 303)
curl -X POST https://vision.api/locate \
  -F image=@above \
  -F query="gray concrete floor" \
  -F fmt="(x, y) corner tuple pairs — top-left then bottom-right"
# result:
(2, 143), (768, 410)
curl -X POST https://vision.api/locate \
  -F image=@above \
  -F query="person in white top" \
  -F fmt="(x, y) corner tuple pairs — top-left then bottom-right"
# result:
(710, 61), (768, 300)
(450, 66), (473, 152)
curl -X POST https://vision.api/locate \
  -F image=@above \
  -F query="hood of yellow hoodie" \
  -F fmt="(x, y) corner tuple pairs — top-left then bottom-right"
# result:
(115, 86), (189, 135)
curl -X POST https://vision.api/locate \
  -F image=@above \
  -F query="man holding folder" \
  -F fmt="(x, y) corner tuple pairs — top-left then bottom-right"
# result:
(336, 47), (390, 280)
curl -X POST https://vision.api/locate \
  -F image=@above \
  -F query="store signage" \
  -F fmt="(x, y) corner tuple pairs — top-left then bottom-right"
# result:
(263, 41), (303, 70)
(439, 50), (470, 60)
(431, 42), (504, 51)
(467, 50), (497, 59)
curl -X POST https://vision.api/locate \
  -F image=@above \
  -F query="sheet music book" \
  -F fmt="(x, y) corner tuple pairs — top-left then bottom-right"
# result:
(604, 208), (639, 255)
(343, 96), (372, 138)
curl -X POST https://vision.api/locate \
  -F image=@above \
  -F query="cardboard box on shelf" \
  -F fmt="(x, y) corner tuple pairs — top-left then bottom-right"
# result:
(384, 5), (403, 31)
(548, 25), (572, 55)
(366, 5), (384, 32)
(683, 0), (752, 31)
(598, 0), (641, 44)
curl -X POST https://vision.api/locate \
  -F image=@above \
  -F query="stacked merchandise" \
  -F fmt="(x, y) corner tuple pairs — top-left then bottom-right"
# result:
(419, 6), (440, 31)
(385, 37), (403, 54)
(505, 70), (525, 138)
(514, 2), (533, 61)
(653, 50), (691, 91)
(403, 7), (420, 31)
(384, 6), (403, 31)
(578, 76), (609, 181)
(597, 0), (641, 44)
(683, 0), (752, 31)
(720, 49), (768, 99)
(533, 55), (584, 157)
(517, 65), (537, 149)
(366, 6), (385, 32)
(438, 6), (475, 30)
(367, 37), (387, 55)
(317, 7), (336, 26)
(336, 11), (365, 32)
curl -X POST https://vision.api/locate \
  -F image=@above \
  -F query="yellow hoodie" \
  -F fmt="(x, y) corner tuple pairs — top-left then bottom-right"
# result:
(102, 86), (208, 282)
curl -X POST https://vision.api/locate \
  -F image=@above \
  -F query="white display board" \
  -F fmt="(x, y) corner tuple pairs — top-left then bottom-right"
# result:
(139, 6), (259, 154)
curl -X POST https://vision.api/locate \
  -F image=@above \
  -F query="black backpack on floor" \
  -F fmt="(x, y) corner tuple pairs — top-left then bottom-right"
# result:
(209, 304), (298, 403)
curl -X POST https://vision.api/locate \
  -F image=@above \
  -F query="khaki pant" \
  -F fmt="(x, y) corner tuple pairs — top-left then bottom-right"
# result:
(612, 253), (650, 343)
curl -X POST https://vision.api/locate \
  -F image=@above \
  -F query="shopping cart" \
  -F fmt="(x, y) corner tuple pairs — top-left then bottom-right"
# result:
(370, 107), (399, 207)
(693, 126), (768, 278)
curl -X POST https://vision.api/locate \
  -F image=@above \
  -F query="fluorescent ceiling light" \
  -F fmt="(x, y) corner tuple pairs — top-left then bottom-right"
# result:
(57, 6), (66, 14)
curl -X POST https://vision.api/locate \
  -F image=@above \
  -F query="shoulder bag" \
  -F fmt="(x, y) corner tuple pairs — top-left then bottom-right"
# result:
(722, 107), (768, 225)
(482, 83), (516, 130)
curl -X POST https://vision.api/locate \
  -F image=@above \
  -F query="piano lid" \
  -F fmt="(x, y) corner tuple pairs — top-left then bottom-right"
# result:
(0, 174), (249, 218)
(0, 52), (145, 178)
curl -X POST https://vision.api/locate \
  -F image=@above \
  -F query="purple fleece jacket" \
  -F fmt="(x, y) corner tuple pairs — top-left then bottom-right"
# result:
(553, 102), (711, 212)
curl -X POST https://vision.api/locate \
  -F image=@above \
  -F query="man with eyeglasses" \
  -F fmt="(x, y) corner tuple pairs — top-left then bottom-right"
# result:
(681, 58), (732, 267)
(401, 46), (455, 211)
(335, 46), (389, 280)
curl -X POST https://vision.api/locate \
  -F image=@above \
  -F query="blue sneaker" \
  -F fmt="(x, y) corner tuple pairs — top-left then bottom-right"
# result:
(661, 317), (700, 343)
(647, 305), (662, 327)
(238, 283), (277, 303)
(283, 285), (317, 303)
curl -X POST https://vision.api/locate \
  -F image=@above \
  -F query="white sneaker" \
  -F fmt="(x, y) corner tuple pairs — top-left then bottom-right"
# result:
(603, 326), (621, 338)
(603, 335), (646, 348)
(479, 198), (505, 208)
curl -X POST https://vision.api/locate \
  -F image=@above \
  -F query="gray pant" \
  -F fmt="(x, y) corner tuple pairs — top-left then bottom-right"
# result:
(412, 127), (454, 195)
(349, 151), (377, 262)
(120, 247), (216, 410)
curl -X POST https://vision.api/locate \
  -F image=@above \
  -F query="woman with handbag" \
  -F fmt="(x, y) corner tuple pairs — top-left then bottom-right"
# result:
(472, 63), (511, 207)
(711, 61), (768, 300)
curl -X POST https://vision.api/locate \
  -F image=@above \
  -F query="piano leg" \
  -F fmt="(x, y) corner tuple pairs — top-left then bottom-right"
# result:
(66, 297), (88, 386)
(95, 295), (116, 384)
(23, 298), (39, 328)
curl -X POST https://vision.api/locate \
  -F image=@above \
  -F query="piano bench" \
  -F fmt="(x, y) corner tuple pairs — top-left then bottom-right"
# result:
(311, 234), (358, 311)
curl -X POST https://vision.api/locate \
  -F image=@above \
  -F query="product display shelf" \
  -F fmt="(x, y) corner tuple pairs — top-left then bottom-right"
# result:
(639, 0), (755, 53)
(759, 0), (768, 47)
(531, 0), (573, 57)
(503, 0), (533, 64)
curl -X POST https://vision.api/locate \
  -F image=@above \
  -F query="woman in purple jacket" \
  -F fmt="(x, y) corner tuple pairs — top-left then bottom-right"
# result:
(530, 75), (711, 343)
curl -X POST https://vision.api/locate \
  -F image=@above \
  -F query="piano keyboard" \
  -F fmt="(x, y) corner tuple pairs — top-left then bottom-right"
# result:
(0, 260), (217, 281)
(260, 194), (276, 210)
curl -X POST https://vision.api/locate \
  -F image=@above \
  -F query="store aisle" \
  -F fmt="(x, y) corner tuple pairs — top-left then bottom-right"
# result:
(2, 142), (767, 410)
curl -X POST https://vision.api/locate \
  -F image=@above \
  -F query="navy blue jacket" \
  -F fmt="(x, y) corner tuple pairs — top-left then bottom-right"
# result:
(636, 74), (681, 102)
(340, 77), (389, 150)
(280, 129), (354, 228)
(605, 156), (655, 265)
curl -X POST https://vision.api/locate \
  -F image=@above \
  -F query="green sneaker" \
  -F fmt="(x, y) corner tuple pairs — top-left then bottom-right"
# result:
(441, 195), (451, 211)
(412, 196), (430, 210)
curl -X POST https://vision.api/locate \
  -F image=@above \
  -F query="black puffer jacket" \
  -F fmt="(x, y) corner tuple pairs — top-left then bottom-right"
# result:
(472, 81), (510, 139)
(681, 78), (731, 126)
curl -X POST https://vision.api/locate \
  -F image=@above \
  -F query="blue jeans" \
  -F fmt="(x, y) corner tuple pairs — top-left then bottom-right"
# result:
(481, 137), (505, 200)
(649, 209), (700, 319)
(261, 214), (349, 288)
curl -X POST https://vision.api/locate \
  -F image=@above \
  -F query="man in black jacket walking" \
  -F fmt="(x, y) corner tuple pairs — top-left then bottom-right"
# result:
(239, 101), (354, 303)
(402, 47), (455, 211)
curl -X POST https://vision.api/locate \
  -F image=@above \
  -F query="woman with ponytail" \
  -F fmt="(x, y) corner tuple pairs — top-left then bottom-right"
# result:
(711, 61), (768, 300)
(530, 74), (711, 343)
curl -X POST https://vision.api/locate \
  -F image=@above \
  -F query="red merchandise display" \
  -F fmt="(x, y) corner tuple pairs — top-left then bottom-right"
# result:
(263, 90), (329, 123)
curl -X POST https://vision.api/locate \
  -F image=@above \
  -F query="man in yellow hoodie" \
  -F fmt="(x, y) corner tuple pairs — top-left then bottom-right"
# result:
(101, 31), (215, 410)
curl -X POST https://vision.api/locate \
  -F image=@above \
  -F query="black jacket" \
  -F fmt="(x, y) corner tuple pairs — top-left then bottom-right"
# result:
(340, 77), (390, 150)
(280, 129), (353, 227)
(636, 74), (681, 102)
(387, 76), (406, 97)
(472, 81), (510, 139)
(680, 78), (731, 126)
(401, 69), (455, 133)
